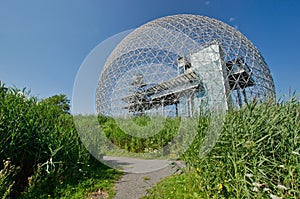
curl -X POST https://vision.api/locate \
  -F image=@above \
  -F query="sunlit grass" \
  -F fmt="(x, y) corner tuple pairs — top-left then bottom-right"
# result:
(0, 84), (122, 198)
(144, 97), (300, 198)
(1, 81), (299, 198)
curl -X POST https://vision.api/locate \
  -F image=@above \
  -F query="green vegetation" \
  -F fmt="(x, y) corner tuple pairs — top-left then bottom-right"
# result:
(144, 98), (300, 198)
(99, 115), (181, 154)
(0, 83), (121, 199)
(1, 81), (299, 198)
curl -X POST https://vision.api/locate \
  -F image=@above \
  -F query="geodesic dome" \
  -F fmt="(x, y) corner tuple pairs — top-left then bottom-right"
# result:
(96, 14), (275, 117)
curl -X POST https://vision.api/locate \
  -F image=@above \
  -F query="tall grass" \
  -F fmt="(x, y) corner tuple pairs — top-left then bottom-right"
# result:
(3, 80), (298, 198)
(98, 115), (181, 153)
(145, 98), (300, 198)
(0, 84), (121, 198)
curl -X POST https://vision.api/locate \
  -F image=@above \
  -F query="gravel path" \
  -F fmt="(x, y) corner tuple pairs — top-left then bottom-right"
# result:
(102, 156), (184, 199)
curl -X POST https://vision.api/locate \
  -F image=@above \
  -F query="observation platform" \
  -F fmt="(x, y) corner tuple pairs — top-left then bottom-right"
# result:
(122, 71), (202, 113)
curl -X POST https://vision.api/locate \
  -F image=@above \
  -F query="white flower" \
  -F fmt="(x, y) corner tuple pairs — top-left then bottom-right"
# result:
(292, 151), (299, 155)
(252, 182), (261, 187)
(252, 187), (259, 192)
(245, 173), (253, 178)
(277, 184), (287, 190)
(270, 194), (282, 199)
(79, 168), (82, 172)
(278, 165), (284, 168)
(263, 188), (270, 192)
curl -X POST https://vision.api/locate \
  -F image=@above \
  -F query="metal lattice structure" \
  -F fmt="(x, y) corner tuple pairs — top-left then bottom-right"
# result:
(96, 14), (275, 117)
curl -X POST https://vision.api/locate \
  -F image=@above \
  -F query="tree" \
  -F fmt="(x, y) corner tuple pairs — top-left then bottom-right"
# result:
(42, 94), (71, 115)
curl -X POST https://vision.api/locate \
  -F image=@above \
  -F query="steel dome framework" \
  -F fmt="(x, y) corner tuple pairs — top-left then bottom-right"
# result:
(96, 14), (275, 117)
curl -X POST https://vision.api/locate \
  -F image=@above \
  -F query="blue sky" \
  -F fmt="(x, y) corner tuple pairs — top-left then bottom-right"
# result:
(1, 0), (299, 107)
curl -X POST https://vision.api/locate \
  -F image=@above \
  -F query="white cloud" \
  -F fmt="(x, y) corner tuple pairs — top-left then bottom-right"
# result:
(229, 17), (235, 22)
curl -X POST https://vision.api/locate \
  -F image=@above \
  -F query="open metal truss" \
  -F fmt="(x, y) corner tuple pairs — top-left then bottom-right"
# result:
(96, 14), (275, 117)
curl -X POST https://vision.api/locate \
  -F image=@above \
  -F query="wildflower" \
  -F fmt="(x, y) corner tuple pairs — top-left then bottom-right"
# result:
(245, 173), (253, 178)
(79, 168), (82, 172)
(278, 165), (284, 168)
(252, 187), (259, 192)
(277, 184), (287, 190)
(196, 167), (201, 172)
(27, 176), (33, 183)
(263, 188), (270, 192)
(270, 194), (282, 199)
(252, 182), (261, 187)
(218, 183), (223, 190)
(292, 151), (299, 155)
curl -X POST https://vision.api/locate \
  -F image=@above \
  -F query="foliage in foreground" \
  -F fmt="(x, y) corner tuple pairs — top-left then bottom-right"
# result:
(0, 84), (121, 198)
(145, 98), (300, 198)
